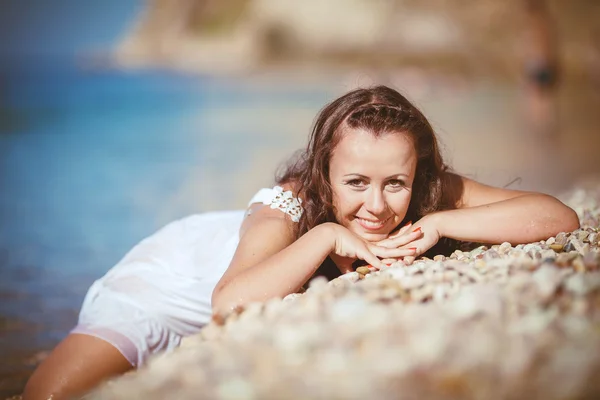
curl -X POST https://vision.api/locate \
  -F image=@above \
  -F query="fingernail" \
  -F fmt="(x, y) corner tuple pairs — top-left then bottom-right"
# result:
(412, 227), (422, 233)
(404, 221), (413, 227)
(408, 247), (417, 251)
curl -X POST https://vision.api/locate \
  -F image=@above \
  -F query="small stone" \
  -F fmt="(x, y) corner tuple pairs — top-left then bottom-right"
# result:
(401, 274), (426, 289)
(540, 249), (557, 260)
(337, 272), (361, 283)
(356, 266), (371, 275)
(433, 255), (445, 261)
(549, 244), (564, 252)
(546, 237), (556, 246)
(573, 256), (586, 272)
(555, 232), (568, 246)
(443, 270), (459, 282)
(433, 271), (446, 283)
(357, 273), (366, 280)
(564, 241), (576, 252)
(308, 276), (329, 290)
(577, 231), (590, 242)
(484, 249), (500, 260)
(384, 267), (406, 280)
(572, 240), (588, 254)
(583, 252), (600, 269)
(499, 242), (512, 254)
(523, 244), (539, 253)
(556, 252), (577, 266)
(432, 284), (447, 301)
(471, 248), (484, 258)
(406, 265), (420, 275)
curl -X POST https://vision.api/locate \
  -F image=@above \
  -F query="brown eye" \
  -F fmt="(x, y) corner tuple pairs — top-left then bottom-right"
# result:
(346, 179), (365, 187)
(387, 179), (405, 188)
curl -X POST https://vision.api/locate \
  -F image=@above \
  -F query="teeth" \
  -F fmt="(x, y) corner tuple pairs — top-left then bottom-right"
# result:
(357, 218), (386, 228)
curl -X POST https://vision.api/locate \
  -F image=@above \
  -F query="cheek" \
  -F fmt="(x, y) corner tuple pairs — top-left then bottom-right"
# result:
(332, 189), (360, 219)
(390, 191), (412, 215)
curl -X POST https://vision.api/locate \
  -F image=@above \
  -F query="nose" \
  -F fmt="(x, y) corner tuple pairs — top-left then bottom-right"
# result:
(364, 187), (387, 216)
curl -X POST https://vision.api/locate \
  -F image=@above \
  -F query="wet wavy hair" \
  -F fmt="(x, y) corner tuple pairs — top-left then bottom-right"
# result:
(277, 85), (462, 243)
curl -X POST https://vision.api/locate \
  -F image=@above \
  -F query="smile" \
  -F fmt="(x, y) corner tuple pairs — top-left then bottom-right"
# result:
(355, 217), (390, 231)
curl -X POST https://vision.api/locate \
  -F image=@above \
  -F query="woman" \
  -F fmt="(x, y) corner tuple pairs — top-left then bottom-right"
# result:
(24, 85), (579, 399)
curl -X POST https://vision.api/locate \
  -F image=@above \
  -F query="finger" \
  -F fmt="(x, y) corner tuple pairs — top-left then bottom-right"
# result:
(370, 245), (418, 259)
(404, 256), (415, 265)
(378, 230), (424, 249)
(381, 258), (399, 265)
(359, 249), (385, 270)
(388, 221), (413, 238)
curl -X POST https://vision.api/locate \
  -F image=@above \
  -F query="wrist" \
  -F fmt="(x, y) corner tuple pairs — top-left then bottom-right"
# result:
(425, 211), (445, 238)
(314, 222), (338, 251)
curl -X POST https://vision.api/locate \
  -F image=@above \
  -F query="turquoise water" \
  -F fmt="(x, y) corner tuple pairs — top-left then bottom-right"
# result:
(0, 61), (331, 395)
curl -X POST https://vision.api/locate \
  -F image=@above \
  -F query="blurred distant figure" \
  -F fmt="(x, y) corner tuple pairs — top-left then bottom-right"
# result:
(522, 0), (559, 137)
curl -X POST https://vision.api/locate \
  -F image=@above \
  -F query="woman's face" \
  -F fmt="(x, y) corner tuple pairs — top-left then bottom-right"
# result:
(329, 128), (417, 242)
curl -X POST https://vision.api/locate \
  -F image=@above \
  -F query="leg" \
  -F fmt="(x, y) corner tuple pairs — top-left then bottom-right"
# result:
(23, 333), (133, 400)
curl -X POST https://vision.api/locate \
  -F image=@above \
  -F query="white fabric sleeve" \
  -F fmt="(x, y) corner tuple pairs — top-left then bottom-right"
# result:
(247, 186), (303, 222)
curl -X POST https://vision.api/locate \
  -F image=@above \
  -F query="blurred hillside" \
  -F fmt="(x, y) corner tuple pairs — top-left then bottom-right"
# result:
(113, 0), (600, 81)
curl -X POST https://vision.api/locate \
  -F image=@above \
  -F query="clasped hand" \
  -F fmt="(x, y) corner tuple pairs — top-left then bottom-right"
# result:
(329, 214), (441, 274)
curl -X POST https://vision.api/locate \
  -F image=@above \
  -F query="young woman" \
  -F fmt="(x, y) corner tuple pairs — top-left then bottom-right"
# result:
(24, 85), (579, 400)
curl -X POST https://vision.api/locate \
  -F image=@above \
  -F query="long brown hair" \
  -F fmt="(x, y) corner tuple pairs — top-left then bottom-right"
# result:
(277, 85), (459, 241)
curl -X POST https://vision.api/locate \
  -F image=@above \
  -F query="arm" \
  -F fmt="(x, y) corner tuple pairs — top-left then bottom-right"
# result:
(432, 176), (579, 244)
(211, 205), (333, 315)
(212, 194), (406, 315)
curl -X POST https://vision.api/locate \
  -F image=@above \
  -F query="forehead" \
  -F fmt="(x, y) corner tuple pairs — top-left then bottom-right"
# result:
(330, 128), (416, 175)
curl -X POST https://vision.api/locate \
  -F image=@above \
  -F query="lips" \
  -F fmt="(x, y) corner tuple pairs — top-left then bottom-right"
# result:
(355, 216), (390, 231)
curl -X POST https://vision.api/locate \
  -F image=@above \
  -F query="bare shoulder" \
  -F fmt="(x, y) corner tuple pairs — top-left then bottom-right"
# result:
(239, 181), (300, 238)
(446, 172), (532, 209)
(213, 183), (301, 295)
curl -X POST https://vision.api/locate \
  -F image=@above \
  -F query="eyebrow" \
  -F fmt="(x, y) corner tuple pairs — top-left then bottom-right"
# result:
(343, 173), (409, 179)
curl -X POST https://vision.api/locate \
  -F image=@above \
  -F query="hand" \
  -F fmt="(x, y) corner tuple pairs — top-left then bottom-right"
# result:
(374, 220), (423, 264)
(326, 223), (418, 274)
(396, 214), (442, 265)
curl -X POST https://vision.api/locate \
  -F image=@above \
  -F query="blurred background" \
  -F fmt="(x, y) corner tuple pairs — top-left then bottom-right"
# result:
(1, 0), (599, 396)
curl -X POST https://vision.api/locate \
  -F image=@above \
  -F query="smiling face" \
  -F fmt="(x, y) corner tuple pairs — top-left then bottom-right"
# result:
(329, 127), (417, 242)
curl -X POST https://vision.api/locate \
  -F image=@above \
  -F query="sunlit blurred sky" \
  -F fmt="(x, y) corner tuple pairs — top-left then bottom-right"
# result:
(0, 0), (141, 60)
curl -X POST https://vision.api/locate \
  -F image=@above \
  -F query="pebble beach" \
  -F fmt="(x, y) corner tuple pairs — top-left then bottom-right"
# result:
(86, 179), (600, 400)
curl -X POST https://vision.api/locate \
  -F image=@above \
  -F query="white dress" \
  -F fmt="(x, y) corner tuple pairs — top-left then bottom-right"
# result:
(71, 186), (303, 367)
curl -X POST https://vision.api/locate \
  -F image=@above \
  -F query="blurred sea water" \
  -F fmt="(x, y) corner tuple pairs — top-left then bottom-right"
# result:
(0, 60), (333, 396)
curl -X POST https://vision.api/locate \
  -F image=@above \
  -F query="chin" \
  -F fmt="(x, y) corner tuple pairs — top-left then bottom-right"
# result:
(353, 229), (390, 243)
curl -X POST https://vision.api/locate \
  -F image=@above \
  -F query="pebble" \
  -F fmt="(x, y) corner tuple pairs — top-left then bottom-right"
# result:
(550, 244), (564, 252)
(556, 232), (568, 246)
(564, 241), (576, 252)
(356, 266), (371, 275)
(88, 181), (600, 400)
(577, 231), (590, 242)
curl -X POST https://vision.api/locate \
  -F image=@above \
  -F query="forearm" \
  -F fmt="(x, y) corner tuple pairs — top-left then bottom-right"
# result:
(212, 224), (333, 315)
(435, 194), (579, 244)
